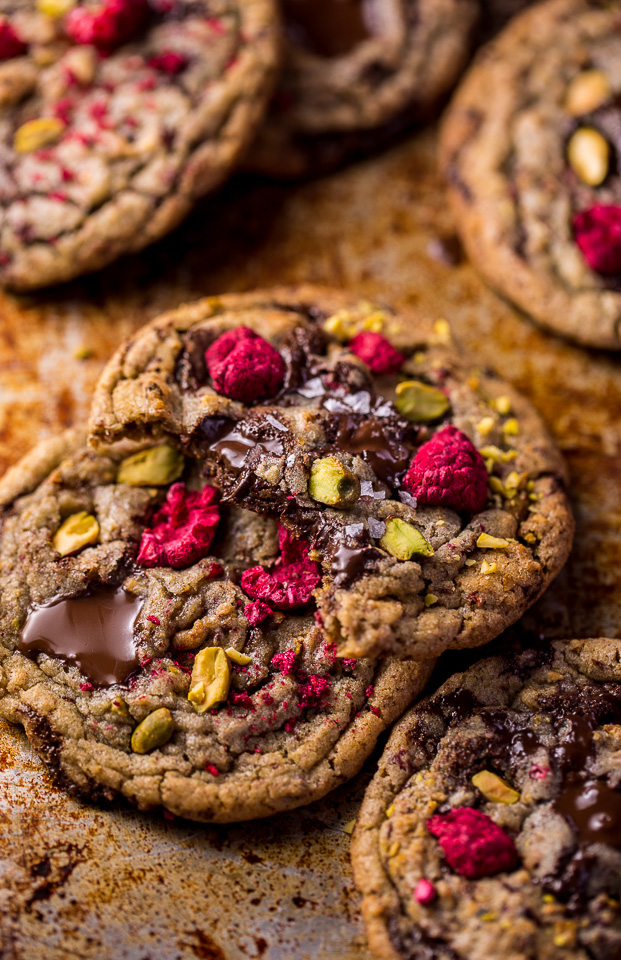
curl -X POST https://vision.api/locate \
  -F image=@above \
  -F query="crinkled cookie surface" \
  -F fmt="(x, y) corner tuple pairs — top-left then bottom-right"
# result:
(89, 285), (574, 660)
(351, 638), (621, 960)
(0, 429), (432, 821)
(0, 0), (279, 289)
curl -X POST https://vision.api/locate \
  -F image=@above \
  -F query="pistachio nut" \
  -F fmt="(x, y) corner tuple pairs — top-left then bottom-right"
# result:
(565, 70), (611, 116)
(117, 444), (185, 486)
(394, 380), (450, 422)
(472, 770), (519, 804)
(53, 511), (99, 557)
(188, 646), (230, 714)
(477, 532), (509, 549)
(225, 647), (252, 666)
(36, 0), (75, 15)
(131, 707), (174, 754)
(14, 117), (65, 153)
(567, 127), (610, 186)
(380, 518), (434, 561)
(308, 456), (360, 507)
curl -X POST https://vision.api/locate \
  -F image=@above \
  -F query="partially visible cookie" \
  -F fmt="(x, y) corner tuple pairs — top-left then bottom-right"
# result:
(441, 0), (621, 349)
(244, 0), (479, 178)
(351, 638), (621, 960)
(0, 0), (279, 289)
(0, 431), (432, 821)
(89, 285), (574, 660)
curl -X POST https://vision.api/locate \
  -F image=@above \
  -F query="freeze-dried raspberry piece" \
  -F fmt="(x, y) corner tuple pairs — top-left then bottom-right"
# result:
(0, 20), (26, 60)
(426, 808), (517, 879)
(348, 331), (405, 375)
(573, 204), (621, 276)
(298, 674), (331, 707)
(277, 524), (309, 565)
(241, 559), (320, 610)
(137, 482), (220, 569)
(206, 326), (286, 402)
(271, 649), (297, 675)
(148, 51), (188, 74)
(244, 600), (271, 626)
(65, 0), (149, 50)
(403, 425), (488, 513)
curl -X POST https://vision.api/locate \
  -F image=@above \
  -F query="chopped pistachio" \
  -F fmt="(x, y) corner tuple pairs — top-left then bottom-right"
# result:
(430, 319), (451, 344)
(565, 70), (611, 116)
(380, 518), (434, 560)
(225, 647), (252, 666)
(553, 921), (578, 949)
(14, 117), (65, 153)
(464, 558), (477, 566)
(118, 444), (185, 486)
(385, 803), (395, 818)
(524, 532), (538, 544)
(424, 594), (438, 607)
(53, 511), (99, 557)
(502, 418), (520, 436)
(476, 416), (495, 437)
(388, 841), (400, 857)
(308, 456), (360, 507)
(109, 697), (130, 720)
(504, 471), (523, 497)
(479, 445), (517, 464)
(343, 818), (356, 835)
(395, 380), (450, 422)
(480, 913), (498, 922)
(492, 395), (512, 415)
(472, 770), (520, 804)
(488, 475), (505, 496)
(131, 707), (174, 754)
(73, 345), (93, 360)
(36, 0), (75, 15)
(322, 305), (386, 341)
(481, 560), (497, 575)
(477, 532), (509, 549)
(188, 646), (231, 714)
(568, 127), (610, 186)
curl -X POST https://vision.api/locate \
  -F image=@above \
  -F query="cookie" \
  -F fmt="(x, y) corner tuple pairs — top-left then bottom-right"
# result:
(244, 0), (479, 179)
(89, 285), (574, 660)
(0, 430), (432, 821)
(441, 0), (621, 350)
(351, 638), (621, 960)
(0, 0), (279, 290)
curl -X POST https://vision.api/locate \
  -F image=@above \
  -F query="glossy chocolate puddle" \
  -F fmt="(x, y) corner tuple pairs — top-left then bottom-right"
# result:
(283, 0), (373, 58)
(19, 586), (144, 686)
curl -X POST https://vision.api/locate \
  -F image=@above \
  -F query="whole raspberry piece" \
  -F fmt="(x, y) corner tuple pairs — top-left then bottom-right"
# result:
(205, 326), (286, 403)
(65, 0), (149, 50)
(0, 20), (26, 60)
(403, 425), (488, 513)
(137, 482), (220, 568)
(426, 808), (517, 879)
(573, 204), (621, 276)
(348, 331), (405, 375)
(148, 51), (188, 74)
(241, 558), (321, 610)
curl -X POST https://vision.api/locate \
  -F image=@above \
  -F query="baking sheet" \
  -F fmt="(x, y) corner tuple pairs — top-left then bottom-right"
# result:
(1, 125), (621, 959)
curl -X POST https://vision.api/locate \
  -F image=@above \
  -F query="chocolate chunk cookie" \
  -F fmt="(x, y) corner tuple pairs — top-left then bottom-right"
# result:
(89, 285), (574, 660)
(0, 430), (432, 821)
(0, 0), (279, 290)
(441, 0), (621, 350)
(351, 638), (621, 960)
(244, 0), (479, 179)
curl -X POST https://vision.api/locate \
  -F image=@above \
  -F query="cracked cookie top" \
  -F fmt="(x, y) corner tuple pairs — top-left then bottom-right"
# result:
(0, 429), (432, 821)
(0, 0), (279, 289)
(351, 638), (621, 960)
(441, 0), (621, 349)
(88, 285), (573, 660)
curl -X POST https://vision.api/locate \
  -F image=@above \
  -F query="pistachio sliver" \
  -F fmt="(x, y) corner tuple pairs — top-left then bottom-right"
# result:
(53, 511), (99, 557)
(308, 456), (360, 507)
(380, 518), (434, 560)
(131, 707), (174, 754)
(188, 646), (230, 714)
(225, 647), (252, 666)
(472, 770), (519, 804)
(477, 533), (509, 550)
(117, 444), (185, 486)
(395, 380), (450, 422)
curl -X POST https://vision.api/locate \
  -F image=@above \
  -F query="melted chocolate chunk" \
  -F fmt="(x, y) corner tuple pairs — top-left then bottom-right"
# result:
(283, 0), (372, 58)
(481, 708), (541, 760)
(554, 779), (621, 850)
(198, 416), (286, 471)
(18, 587), (143, 686)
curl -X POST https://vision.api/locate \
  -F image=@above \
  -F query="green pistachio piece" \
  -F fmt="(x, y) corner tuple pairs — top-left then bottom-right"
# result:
(188, 646), (231, 714)
(394, 380), (450, 422)
(130, 707), (175, 754)
(53, 511), (99, 557)
(380, 518), (434, 560)
(117, 444), (184, 486)
(308, 456), (361, 507)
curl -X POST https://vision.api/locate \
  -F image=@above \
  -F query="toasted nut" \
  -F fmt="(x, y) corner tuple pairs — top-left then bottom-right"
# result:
(308, 456), (360, 507)
(36, 0), (75, 15)
(502, 417), (519, 436)
(395, 380), (450, 422)
(491, 395), (512, 415)
(131, 707), (174, 754)
(188, 646), (230, 714)
(380, 518), (434, 560)
(14, 117), (65, 153)
(343, 818), (356, 835)
(53, 511), (99, 557)
(567, 127), (610, 186)
(565, 70), (611, 116)
(479, 445), (517, 464)
(553, 921), (578, 949)
(472, 770), (520, 804)
(477, 532), (509, 549)
(225, 647), (252, 666)
(117, 444), (185, 486)
(476, 416), (495, 437)
(424, 593), (438, 607)
(323, 306), (385, 341)
(108, 697), (130, 720)
(481, 560), (497, 575)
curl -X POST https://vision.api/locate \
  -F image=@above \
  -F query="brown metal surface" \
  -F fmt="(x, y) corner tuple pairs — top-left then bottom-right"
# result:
(1, 126), (621, 959)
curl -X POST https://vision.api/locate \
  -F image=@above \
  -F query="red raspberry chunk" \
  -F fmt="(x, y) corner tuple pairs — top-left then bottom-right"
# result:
(403, 425), (488, 513)
(137, 482), (220, 569)
(244, 599), (271, 626)
(426, 808), (517, 879)
(65, 0), (149, 50)
(348, 331), (405, 375)
(205, 326), (286, 403)
(0, 21), (26, 59)
(573, 204), (621, 276)
(241, 558), (320, 610)
(148, 51), (188, 74)
(277, 523), (310, 564)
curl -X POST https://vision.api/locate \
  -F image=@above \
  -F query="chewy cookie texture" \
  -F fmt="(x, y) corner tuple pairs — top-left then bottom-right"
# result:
(90, 285), (574, 661)
(352, 638), (621, 960)
(0, 429), (432, 821)
(0, 0), (279, 289)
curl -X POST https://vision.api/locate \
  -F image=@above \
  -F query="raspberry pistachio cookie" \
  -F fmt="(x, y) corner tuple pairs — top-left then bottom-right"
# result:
(0, 430), (432, 821)
(441, 0), (621, 350)
(351, 638), (621, 960)
(89, 286), (573, 660)
(0, 0), (279, 290)
(244, 0), (479, 178)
